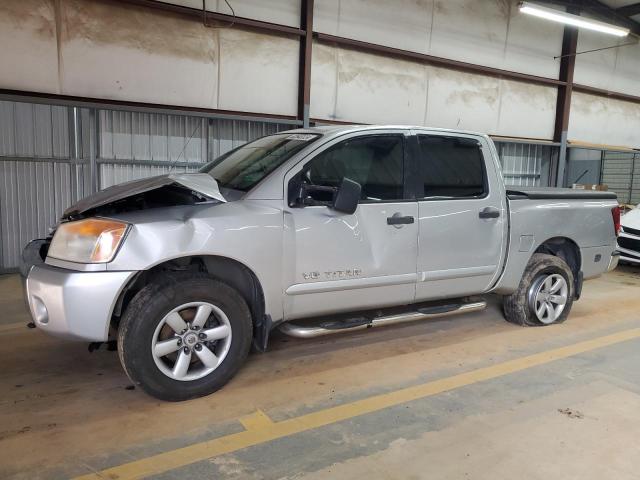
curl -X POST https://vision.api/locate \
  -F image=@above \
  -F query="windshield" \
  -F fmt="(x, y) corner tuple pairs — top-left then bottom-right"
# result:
(199, 133), (320, 192)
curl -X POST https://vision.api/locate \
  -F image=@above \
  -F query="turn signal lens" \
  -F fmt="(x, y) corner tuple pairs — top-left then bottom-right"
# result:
(48, 218), (129, 263)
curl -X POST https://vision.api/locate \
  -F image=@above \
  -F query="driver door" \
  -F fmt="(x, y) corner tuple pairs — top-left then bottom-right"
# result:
(282, 131), (418, 320)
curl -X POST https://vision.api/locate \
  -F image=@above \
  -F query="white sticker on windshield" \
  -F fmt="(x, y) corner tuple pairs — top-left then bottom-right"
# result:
(286, 134), (316, 141)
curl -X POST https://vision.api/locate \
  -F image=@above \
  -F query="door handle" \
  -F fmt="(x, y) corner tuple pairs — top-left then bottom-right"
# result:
(479, 207), (500, 219)
(387, 214), (415, 225)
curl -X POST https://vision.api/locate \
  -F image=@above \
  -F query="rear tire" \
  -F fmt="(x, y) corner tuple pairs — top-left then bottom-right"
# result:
(503, 253), (574, 327)
(117, 272), (252, 401)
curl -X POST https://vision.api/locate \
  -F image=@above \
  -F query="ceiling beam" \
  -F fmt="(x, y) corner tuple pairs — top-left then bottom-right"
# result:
(617, 2), (640, 17)
(552, 0), (640, 35)
(315, 33), (566, 87)
(111, 0), (305, 37)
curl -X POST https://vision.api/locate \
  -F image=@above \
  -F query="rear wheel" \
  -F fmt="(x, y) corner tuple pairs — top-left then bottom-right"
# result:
(503, 253), (574, 326)
(118, 272), (252, 401)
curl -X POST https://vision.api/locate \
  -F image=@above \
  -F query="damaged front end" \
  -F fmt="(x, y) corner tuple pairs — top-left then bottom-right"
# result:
(20, 173), (227, 277)
(62, 173), (227, 221)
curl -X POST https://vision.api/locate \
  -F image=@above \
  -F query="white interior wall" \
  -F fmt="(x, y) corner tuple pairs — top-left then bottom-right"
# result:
(0, 1), (60, 93)
(1, 0), (640, 146)
(573, 30), (640, 97)
(315, 0), (565, 79)
(0, 0), (299, 116)
(165, 0), (301, 28)
(61, 0), (220, 108)
(311, 44), (557, 139)
(569, 92), (640, 149)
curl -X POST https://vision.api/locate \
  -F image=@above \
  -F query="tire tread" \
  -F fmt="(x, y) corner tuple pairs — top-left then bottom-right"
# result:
(117, 271), (252, 401)
(503, 253), (574, 327)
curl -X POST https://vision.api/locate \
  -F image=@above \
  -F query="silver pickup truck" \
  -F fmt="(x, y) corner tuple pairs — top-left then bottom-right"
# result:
(22, 125), (621, 401)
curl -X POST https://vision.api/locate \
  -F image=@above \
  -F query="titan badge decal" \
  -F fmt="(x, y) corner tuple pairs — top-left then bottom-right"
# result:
(302, 269), (362, 281)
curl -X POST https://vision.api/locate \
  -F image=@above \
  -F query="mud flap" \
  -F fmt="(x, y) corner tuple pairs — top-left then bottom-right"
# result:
(252, 314), (273, 353)
(574, 271), (584, 300)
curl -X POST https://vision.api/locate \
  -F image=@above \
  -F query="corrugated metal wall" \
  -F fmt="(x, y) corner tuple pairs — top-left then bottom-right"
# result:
(0, 101), (87, 270)
(601, 151), (640, 205)
(565, 148), (603, 187)
(0, 100), (291, 271)
(494, 141), (554, 187)
(97, 110), (289, 188)
(0, 98), (608, 272)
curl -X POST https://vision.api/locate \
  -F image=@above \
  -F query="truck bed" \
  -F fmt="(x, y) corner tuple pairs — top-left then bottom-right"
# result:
(507, 187), (617, 200)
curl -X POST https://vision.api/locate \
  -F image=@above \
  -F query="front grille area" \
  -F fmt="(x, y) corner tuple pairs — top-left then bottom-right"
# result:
(618, 236), (640, 253)
(621, 225), (640, 237)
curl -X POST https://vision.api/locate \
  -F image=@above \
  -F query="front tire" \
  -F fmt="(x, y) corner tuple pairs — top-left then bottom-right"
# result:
(117, 272), (252, 401)
(503, 253), (574, 326)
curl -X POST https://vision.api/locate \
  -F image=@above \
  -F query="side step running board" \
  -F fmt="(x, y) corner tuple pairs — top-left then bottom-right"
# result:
(279, 300), (487, 339)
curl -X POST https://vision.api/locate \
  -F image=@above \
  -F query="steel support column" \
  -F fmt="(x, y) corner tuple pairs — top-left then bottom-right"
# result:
(553, 24), (578, 187)
(89, 108), (99, 194)
(298, 0), (314, 127)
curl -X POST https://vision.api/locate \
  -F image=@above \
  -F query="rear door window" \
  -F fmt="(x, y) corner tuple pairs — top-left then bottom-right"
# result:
(416, 135), (486, 199)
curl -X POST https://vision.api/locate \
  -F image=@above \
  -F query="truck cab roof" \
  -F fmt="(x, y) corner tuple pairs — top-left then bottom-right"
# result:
(285, 124), (490, 139)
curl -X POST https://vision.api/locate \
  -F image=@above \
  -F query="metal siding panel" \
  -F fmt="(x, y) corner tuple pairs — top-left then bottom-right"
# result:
(33, 104), (53, 158)
(113, 110), (133, 160)
(631, 155), (640, 205)
(99, 110), (114, 159)
(150, 113), (169, 162)
(183, 116), (204, 163)
(218, 119), (236, 155)
(79, 108), (92, 161)
(14, 102), (35, 157)
(495, 141), (552, 187)
(0, 100), (294, 268)
(0, 162), (15, 267)
(51, 105), (70, 158)
(0, 100), (76, 269)
(0, 101), (16, 156)
(233, 120), (249, 149)
(602, 151), (633, 204)
(132, 112), (152, 161)
(0, 159), (73, 269)
(99, 162), (198, 189)
(168, 115), (186, 162)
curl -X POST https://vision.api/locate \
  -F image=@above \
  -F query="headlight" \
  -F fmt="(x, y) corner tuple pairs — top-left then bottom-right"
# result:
(48, 218), (129, 263)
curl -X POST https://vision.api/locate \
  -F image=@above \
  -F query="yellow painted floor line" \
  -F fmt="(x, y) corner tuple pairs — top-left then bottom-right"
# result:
(239, 409), (275, 431)
(73, 327), (640, 480)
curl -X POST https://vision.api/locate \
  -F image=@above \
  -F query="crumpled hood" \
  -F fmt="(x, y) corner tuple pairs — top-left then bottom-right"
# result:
(62, 173), (226, 218)
(621, 205), (640, 229)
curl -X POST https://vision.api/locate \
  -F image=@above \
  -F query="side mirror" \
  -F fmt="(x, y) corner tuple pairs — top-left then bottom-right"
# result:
(332, 178), (361, 214)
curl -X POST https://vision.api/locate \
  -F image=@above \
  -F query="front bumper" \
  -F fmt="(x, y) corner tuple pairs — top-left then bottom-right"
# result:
(25, 264), (135, 342)
(618, 230), (640, 264)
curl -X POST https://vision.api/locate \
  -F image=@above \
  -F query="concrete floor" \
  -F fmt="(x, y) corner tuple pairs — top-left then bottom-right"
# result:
(1, 266), (640, 479)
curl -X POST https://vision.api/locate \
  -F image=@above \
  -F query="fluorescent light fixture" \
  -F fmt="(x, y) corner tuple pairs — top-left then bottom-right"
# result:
(519, 2), (629, 37)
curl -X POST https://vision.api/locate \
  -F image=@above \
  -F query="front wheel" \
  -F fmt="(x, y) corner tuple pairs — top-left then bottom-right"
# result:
(503, 253), (574, 326)
(117, 273), (253, 401)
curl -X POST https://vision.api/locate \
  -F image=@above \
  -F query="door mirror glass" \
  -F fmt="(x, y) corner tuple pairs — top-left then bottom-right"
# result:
(332, 177), (361, 214)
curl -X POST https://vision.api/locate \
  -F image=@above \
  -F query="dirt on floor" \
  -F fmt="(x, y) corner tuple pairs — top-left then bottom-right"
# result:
(0, 266), (639, 478)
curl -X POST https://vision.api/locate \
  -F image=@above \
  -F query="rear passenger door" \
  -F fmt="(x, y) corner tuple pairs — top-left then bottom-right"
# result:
(413, 133), (507, 300)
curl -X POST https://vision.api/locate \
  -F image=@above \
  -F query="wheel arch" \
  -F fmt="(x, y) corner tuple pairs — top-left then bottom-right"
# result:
(533, 236), (581, 279)
(110, 255), (268, 349)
